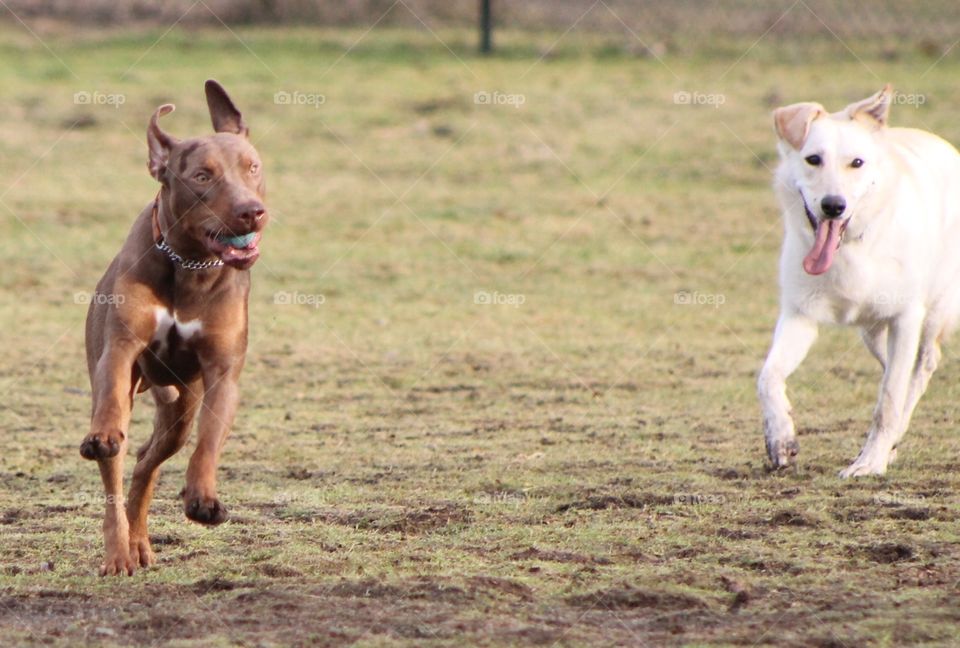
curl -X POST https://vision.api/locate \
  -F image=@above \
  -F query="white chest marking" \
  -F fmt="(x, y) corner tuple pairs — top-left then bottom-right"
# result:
(152, 307), (203, 351)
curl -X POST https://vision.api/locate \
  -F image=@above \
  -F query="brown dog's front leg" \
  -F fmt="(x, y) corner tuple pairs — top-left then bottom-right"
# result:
(83, 339), (145, 576)
(182, 366), (240, 526)
(97, 452), (134, 576)
(81, 339), (143, 461)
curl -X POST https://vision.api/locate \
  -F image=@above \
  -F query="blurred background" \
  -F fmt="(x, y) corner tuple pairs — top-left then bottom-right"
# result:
(5, 0), (960, 45)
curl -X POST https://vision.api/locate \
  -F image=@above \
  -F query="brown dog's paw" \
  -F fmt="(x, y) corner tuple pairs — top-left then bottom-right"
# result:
(100, 549), (136, 577)
(80, 430), (124, 460)
(129, 536), (155, 568)
(184, 496), (228, 526)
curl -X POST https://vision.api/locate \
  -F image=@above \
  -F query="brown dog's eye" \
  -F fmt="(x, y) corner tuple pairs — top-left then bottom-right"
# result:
(250, 163), (260, 175)
(193, 171), (211, 183)
(804, 154), (822, 166)
(850, 158), (864, 168)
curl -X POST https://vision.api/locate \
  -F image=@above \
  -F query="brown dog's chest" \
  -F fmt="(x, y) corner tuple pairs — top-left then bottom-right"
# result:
(138, 306), (205, 386)
(134, 272), (251, 389)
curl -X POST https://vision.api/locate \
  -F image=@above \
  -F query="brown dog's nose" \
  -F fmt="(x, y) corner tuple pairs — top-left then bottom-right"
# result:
(234, 201), (266, 228)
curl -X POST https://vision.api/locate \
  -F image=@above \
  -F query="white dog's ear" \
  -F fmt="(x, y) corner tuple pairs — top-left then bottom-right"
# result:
(773, 102), (826, 150)
(845, 84), (893, 128)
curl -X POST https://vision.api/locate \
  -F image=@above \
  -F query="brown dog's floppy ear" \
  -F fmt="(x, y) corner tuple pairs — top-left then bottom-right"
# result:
(773, 102), (826, 150)
(147, 104), (179, 182)
(844, 84), (893, 128)
(205, 79), (248, 137)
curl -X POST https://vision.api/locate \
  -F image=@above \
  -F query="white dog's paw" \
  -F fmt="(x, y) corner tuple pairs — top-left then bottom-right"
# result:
(765, 435), (799, 469)
(887, 446), (898, 464)
(838, 454), (888, 478)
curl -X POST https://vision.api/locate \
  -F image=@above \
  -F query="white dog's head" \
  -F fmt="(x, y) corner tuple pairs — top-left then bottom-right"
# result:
(773, 85), (892, 275)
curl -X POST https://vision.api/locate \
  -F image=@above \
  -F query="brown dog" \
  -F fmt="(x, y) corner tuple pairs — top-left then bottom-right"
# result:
(80, 80), (267, 575)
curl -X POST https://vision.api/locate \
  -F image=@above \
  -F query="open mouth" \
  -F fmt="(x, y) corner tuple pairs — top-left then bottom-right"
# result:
(205, 230), (262, 269)
(801, 196), (847, 276)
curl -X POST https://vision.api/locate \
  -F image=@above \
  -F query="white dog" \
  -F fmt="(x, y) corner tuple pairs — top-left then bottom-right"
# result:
(758, 85), (960, 477)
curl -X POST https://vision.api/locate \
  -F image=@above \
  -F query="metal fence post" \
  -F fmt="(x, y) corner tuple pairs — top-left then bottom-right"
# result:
(480, 0), (492, 54)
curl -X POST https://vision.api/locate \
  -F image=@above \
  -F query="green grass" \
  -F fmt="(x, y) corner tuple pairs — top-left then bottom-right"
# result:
(2, 25), (960, 647)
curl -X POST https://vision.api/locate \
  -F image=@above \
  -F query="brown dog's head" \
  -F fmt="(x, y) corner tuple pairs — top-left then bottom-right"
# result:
(147, 80), (267, 270)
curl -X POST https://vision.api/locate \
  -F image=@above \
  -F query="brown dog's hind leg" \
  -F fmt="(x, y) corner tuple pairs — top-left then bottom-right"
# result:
(126, 381), (202, 567)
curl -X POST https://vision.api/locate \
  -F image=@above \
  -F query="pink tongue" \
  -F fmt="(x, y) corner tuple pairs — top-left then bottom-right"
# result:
(803, 220), (843, 275)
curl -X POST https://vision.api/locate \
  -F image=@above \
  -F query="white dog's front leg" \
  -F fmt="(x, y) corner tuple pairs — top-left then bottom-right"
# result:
(840, 309), (925, 478)
(758, 312), (818, 468)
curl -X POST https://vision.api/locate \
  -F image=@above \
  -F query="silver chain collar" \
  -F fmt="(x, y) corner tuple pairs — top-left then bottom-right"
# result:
(155, 237), (224, 271)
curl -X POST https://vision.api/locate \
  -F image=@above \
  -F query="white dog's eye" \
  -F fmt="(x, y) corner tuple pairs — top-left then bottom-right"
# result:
(850, 158), (864, 168)
(804, 154), (822, 166)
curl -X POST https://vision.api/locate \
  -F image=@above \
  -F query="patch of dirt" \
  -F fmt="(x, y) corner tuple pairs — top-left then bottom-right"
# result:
(887, 507), (931, 521)
(863, 543), (914, 564)
(510, 546), (612, 565)
(567, 584), (707, 611)
(716, 527), (760, 540)
(767, 509), (818, 527)
(174, 549), (209, 562)
(257, 563), (304, 578)
(408, 96), (465, 115)
(42, 504), (81, 513)
(466, 576), (534, 601)
(1, 509), (23, 525)
(895, 563), (957, 587)
(555, 492), (674, 512)
(833, 507), (877, 522)
(720, 576), (751, 612)
(798, 418), (857, 436)
(712, 467), (747, 480)
(193, 577), (252, 593)
(739, 558), (802, 575)
(286, 467), (335, 480)
(411, 383), (478, 394)
(324, 577), (471, 603)
(149, 534), (183, 546)
(496, 625), (565, 645)
(284, 502), (472, 534)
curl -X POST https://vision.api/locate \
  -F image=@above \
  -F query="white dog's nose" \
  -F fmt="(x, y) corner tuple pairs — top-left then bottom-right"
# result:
(821, 194), (846, 219)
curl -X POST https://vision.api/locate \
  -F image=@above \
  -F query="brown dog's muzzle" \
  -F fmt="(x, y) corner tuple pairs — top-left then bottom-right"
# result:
(203, 202), (268, 270)
(233, 201), (267, 232)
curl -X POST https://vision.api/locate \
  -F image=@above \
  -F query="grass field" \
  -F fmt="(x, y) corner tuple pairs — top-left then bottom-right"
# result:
(2, 23), (960, 647)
